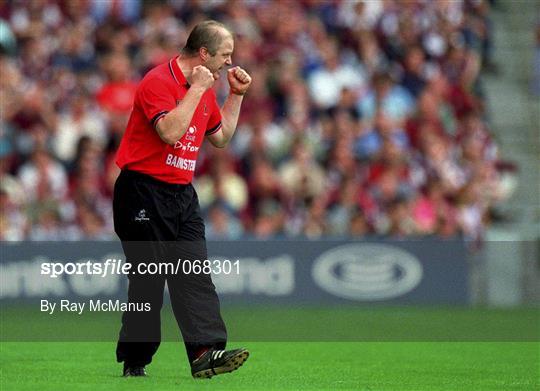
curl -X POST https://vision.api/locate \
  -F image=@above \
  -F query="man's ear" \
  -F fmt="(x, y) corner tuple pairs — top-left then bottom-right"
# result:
(199, 47), (209, 62)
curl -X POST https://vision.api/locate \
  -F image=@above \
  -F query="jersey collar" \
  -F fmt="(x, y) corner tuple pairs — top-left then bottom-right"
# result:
(169, 56), (190, 87)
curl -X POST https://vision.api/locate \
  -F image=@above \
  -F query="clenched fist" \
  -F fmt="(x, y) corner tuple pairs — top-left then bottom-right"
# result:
(191, 65), (215, 90)
(227, 66), (252, 96)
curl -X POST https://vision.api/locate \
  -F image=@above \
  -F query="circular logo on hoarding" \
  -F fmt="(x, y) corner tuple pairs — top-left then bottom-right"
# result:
(312, 244), (423, 301)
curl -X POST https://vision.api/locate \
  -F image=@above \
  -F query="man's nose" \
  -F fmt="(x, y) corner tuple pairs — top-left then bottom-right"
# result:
(225, 57), (232, 66)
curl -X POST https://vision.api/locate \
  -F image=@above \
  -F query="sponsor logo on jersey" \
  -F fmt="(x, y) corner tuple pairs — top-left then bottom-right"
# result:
(173, 140), (200, 153)
(135, 209), (150, 222)
(165, 154), (196, 171)
(184, 125), (197, 141)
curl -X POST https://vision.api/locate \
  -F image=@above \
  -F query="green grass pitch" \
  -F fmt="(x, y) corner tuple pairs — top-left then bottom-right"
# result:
(1, 306), (538, 390)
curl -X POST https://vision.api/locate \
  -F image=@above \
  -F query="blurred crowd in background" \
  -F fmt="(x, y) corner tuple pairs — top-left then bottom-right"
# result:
(0, 0), (518, 242)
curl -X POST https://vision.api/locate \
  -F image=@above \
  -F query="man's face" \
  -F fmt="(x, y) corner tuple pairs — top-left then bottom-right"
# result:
(204, 35), (234, 80)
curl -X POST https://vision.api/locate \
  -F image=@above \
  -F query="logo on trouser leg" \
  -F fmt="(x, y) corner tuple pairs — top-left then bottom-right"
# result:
(135, 209), (150, 222)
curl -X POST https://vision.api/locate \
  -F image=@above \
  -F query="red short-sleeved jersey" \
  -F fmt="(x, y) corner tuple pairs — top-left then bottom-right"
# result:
(116, 57), (222, 184)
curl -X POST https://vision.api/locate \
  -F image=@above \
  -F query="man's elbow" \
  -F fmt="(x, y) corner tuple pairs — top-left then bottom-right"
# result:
(211, 139), (228, 148)
(158, 132), (177, 146)
(208, 127), (231, 148)
(156, 121), (177, 145)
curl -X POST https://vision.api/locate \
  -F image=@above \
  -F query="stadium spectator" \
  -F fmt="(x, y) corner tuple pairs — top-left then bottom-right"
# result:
(17, 148), (68, 203)
(205, 201), (244, 240)
(197, 149), (248, 213)
(307, 38), (367, 110)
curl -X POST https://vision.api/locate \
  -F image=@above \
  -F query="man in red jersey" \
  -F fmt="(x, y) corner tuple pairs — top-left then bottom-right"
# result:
(113, 20), (251, 379)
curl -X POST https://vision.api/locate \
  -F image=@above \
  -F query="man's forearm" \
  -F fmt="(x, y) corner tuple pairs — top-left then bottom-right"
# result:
(156, 86), (206, 145)
(216, 93), (244, 147)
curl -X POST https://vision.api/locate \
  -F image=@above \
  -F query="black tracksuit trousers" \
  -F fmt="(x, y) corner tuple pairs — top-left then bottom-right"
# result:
(113, 169), (227, 366)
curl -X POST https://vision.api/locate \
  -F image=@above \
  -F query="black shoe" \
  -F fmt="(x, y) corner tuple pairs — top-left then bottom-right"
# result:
(123, 363), (147, 377)
(191, 348), (249, 379)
